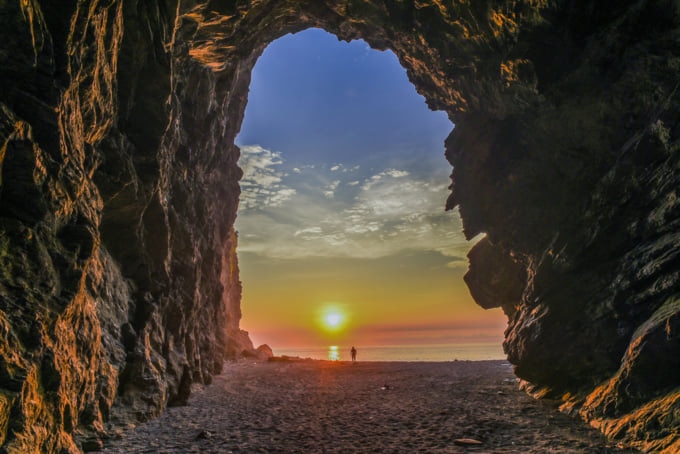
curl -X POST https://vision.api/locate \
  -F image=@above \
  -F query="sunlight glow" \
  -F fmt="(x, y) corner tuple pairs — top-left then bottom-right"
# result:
(325, 313), (342, 327)
(319, 305), (348, 333)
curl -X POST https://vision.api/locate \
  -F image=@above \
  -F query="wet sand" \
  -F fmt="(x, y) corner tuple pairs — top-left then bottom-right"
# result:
(100, 360), (637, 453)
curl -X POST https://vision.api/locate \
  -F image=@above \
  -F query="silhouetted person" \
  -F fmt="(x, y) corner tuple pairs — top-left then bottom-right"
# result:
(350, 346), (357, 362)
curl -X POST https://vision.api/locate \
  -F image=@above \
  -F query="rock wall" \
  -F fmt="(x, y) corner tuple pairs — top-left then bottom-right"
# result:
(0, 1), (251, 451)
(0, 0), (678, 452)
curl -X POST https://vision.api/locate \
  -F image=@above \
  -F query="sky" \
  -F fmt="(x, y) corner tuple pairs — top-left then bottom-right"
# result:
(234, 28), (506, 353)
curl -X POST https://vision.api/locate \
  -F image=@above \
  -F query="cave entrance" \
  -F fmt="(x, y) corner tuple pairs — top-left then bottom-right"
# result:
(234, 28), (506, 361)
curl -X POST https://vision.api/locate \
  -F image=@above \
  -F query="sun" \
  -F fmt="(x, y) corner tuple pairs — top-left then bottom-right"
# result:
(325, 312), (343, 328)
(319, 305), (347, 332)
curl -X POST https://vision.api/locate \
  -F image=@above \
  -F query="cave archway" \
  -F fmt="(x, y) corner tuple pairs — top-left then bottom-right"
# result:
(1, 2), (678, 452)
(160, 3), (678, 450)
(167, 1), (543, 388)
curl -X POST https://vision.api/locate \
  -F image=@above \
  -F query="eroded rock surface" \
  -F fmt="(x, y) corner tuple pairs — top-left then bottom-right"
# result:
(0, 1), (678, 452)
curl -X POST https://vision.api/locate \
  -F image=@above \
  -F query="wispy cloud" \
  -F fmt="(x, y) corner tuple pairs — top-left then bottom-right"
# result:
(239, 145), (296, 210)
(383, 169), (409, 178)
(323, 180), (341, 199)
(236, 145), (472, 263)
(329, 163), (360, 173)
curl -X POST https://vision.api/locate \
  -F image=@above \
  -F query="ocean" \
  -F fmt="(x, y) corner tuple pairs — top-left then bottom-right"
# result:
(273, 343), (505, 362)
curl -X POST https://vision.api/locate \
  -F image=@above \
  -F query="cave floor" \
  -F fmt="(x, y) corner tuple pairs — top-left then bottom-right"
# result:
(100, 360), (638, 453)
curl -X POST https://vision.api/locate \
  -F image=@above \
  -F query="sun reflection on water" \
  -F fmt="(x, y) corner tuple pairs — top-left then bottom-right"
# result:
(328, 345), (340, 361)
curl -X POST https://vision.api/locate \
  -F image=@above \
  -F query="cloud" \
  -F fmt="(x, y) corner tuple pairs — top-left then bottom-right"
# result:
(349, 171), (440, 220)
(238, 145), (296, 210)
(351, 320), (506, 345)
(446, 257), (466, 268)
(384, 169), (410, 178)
(294, 226), (323, 237)
(329, 164), (359, 173)
(236, 155), (472, 262)
(360, 168), (410, 191)
(322, 180), (341, 199)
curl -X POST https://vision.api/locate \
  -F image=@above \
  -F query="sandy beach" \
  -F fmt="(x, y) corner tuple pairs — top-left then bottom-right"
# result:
(100, 360), (637, 453)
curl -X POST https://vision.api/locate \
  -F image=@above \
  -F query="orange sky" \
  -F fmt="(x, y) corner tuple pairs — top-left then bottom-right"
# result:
(238, 239), (507, 350)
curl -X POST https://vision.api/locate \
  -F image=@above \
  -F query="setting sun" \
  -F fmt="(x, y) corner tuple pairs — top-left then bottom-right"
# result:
(319, 305), (348, 333)
(325, 313), (342, 328)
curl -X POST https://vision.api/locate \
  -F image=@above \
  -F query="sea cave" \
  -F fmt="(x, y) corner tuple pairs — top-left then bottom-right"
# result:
(0, 1), (678, 452)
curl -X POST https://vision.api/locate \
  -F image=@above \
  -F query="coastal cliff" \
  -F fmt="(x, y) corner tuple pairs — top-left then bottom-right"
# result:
(0, 1), (678, 452)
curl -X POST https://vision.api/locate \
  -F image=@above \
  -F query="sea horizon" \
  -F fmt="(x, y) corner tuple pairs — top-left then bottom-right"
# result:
(272, 342), (506, 362)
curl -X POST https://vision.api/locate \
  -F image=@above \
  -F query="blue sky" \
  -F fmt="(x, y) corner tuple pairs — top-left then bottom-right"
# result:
(236, 28), (452, 168)
(234, 28), (506, 353)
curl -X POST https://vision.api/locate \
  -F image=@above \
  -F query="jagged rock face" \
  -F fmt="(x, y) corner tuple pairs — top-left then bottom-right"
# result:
(0, 0), (678, 452)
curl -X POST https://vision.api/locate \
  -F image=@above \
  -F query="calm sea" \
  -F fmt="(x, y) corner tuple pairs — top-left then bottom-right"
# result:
(274, 343), (505, 362)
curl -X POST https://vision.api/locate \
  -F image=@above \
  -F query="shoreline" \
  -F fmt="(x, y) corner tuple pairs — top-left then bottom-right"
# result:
(268, 342), (506, 363)
(101, 360), (638, 453)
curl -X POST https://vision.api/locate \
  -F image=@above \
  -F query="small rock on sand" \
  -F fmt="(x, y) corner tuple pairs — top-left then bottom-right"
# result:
(454, 438), (483, 446)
